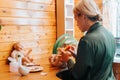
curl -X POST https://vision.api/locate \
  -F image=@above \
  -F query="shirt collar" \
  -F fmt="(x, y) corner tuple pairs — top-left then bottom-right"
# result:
(87, 22), (102, 34)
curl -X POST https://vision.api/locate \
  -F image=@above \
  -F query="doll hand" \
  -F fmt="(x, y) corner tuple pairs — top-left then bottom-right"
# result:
(57, 48), (72, 62)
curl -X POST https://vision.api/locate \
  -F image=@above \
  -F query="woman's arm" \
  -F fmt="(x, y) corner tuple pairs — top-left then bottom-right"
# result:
(57, 38), (93, 80)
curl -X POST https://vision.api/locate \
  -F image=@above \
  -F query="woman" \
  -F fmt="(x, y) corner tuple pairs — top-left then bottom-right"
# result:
(56, 0), (116, 80)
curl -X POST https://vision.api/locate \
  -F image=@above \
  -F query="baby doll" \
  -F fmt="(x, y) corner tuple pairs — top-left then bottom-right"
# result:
(11, 42), (33, 65)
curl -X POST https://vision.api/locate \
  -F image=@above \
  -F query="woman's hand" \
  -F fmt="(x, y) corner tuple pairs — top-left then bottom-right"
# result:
(57, 48), (72, 62)
(57, 45), (76, 62)
(49, 54), (63, 67)
(49, 45), (76, 67)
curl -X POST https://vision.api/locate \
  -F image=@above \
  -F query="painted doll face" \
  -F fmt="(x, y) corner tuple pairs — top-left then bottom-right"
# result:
(14, 43), (23, 51)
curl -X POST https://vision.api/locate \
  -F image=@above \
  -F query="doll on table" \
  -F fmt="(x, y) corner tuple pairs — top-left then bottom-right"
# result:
(11, 42), (34, 65)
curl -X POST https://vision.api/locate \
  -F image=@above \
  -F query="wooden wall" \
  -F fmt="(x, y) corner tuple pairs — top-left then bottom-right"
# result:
(0, 0), (56, 65)
(0, 0), (102, 65)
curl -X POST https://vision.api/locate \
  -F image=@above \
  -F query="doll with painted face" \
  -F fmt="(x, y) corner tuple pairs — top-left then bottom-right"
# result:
(11, 42), (33, 65)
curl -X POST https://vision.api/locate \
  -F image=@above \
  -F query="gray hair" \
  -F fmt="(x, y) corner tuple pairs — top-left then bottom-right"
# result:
(74, 0), (102, 21)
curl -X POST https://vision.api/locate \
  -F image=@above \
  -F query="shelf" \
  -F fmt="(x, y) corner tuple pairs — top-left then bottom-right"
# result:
(65, 3), (74, 6)
(65, 0), (74, 4)
(66, 30), (74, 36)
(65, 5), (74, 17)
(65, 29), (74, 31)
(65, 18), (74, 29)
(65, 16), (74, 19)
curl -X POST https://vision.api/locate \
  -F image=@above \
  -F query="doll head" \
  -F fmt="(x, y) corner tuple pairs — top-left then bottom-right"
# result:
(13, 42), (23, 51)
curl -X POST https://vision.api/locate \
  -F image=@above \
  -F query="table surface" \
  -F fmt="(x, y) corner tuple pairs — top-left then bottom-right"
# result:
(0, 54), (61, 80)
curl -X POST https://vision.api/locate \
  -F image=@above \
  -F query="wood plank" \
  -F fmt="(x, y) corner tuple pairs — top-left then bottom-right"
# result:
(0, 60), (8, 66)
(0, 26), (56, 34)
(0, 51), (11, 61)
(19, 2), (55, 11)
(0, 26), (31, 34)
(0, 42), (14, 51)
(0, 0), (55, 11)
(20, 39), (55, 47)
(0, 8), (29, 18)
(0, 17), (55, 26)
(0, 32), (55, 42)
(15, 0), (55, 4)
(0, 27), (56, 36)
(0, 8), (55, 18)
(0, 33), (35, 42)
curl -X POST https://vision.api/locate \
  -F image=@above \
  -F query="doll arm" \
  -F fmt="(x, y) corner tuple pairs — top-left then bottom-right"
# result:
(24, 48), (32, 57)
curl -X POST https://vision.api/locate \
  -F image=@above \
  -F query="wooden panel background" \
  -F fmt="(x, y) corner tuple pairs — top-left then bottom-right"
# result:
(0, 0), (56, 64)
(0, 0), (102, 65)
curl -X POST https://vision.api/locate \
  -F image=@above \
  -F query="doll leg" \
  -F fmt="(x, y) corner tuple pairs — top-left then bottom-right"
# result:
(28, 57), (33, 62)
(22, 57), (31, 65)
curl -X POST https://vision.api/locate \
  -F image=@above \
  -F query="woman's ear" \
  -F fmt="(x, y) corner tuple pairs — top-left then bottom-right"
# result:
(83, 15), (89, 23)
(83, 15), (87, 20)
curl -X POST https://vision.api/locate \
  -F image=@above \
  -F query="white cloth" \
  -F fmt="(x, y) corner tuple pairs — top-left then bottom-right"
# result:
(11, 50), (24, 61)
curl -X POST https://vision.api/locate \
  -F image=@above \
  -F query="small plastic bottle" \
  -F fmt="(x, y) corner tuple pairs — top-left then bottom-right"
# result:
(10, 60), (19, 72)
(18, 56), (22, 66)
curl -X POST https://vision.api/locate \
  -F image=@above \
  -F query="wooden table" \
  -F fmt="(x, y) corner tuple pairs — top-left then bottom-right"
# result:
(0, 54), (61, 80)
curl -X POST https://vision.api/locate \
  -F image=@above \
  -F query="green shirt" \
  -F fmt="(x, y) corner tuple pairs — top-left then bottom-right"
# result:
(57, 22), (116, 80)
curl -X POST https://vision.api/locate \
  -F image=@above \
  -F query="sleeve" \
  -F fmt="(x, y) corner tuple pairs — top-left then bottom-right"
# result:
(57, 38), (93, 80)
(67, 59), (75, 69)
(71, 38), (93, 79)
